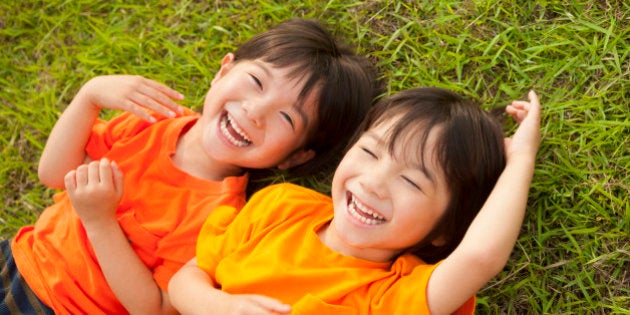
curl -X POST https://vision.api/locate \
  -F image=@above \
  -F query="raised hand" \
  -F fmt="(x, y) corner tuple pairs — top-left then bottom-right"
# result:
(64, 158), (124, 227)
(78, 75), (185, 122)
(505, 90), (542, 162)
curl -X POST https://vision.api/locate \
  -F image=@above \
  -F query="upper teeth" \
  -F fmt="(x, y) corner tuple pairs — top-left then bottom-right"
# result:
(349, 195), (386, 225)
(221, 114), (252, 147)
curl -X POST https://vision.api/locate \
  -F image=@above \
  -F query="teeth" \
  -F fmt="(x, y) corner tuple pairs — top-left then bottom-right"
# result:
(221, 114), (252, 147)
(348, 195), (386, 225)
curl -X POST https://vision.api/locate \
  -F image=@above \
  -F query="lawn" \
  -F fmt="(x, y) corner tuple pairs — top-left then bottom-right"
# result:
(1, 0), (628, 313)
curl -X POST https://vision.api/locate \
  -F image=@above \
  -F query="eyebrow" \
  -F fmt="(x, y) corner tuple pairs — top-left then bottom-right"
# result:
(252, 60), (273, 78)
(252, 60), (310, 132)
(364, 130), (436, 183)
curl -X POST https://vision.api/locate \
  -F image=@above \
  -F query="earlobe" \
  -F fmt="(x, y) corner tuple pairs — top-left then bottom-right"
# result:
(277, 149), (316, 170)
(211, 53), (236, 85)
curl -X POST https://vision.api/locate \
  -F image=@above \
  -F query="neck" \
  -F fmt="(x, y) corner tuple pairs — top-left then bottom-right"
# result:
(317, 221), (398, 263)
(173, 125), (244, 181)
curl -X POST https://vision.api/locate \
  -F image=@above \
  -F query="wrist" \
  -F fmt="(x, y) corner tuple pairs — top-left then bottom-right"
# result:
(74, 82), (104, 112)
(506, 151), (537, 166)
(83, 218), (120, 239)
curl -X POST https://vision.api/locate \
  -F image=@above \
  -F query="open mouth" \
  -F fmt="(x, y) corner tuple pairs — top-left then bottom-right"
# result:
(220, 112), (252, 147)
(347, 192), (386, 225)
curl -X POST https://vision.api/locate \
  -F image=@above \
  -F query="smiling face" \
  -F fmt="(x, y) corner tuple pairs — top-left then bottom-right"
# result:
(185, 53), (317, 178)
(323, 117), (451, 263)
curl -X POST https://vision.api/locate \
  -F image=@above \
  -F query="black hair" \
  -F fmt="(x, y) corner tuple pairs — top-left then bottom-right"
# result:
(236, 19), (382, 196)
(350, 87), (506, 263)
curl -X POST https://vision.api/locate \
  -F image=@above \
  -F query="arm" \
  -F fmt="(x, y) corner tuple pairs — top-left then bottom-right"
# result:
(169, 259), (291, 315)
(64, 159), (177, 315)
(427, 90), (542, 314)
(39, 75), (184, 188)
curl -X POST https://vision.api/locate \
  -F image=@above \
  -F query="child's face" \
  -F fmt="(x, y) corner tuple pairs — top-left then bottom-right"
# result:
(327, 118), (451, 262)
(196, 53), (317, 171)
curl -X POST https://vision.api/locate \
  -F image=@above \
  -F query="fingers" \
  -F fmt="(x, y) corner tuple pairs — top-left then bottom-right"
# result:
(506, 90), (541, 123)
(111, 161), (125, 198)
(143, 76), (185, 102)
(248, 295), (292, 314)
(64, 170), (77, 191)
(504, 90), (543, 159)
(94, 75), (185, 123)
(75, 164), (89, 186)
(89, 159), (102, 184)
(133, 77), (185, 119)
(527, 90), (541, 122)
(64, 159), (121, 188)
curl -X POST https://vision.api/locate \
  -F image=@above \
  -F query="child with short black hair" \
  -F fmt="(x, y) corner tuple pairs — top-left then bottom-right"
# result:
(168, 87), (541, 314)
(1, 18), (379, 314)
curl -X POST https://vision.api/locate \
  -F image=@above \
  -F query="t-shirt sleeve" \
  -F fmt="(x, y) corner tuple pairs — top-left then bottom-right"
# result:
(376, 258), (475, 314)
(195, 205), (242, 279)
(195, 185), (287, 283)
(85, 111), (153, 159)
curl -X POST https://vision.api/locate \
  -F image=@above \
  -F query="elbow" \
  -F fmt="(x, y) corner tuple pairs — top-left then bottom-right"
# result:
(462, 245), (511, 279)
(38, 166), (64, 189)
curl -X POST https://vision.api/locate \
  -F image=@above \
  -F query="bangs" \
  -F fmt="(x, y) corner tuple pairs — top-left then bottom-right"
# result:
(372, 112), (444, 176)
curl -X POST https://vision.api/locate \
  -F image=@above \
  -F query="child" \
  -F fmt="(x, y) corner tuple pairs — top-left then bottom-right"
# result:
(1, 19), (379, 314)
(167, 87), (542, 314)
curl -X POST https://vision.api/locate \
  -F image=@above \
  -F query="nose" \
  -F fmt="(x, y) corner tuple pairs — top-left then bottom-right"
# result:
(242, 101), (266, 127)
(360, 167), (388, 199)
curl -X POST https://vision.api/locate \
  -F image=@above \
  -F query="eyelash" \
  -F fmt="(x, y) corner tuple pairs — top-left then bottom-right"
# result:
(402, 176), (422, 191)
(361, 147), (377, 158)
(281, 112), (294, 128)
(361, 146), (422, 192)
(249, 73), (262, 89)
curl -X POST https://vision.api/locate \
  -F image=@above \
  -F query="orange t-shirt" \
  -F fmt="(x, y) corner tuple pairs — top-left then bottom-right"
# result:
(196, 183), (475, 315)
(11, 110), (248, 315)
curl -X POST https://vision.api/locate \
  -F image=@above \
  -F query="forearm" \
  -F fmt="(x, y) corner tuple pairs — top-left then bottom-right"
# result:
(169, 262), (232, 315)
(39, 89), (100, 188)
(84, 220), (175, 315)
(459, 155), (536, 271)
(429, 156), (536, 314)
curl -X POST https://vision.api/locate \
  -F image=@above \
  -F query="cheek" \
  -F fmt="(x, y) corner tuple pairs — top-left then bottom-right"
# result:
(395, 198), (442, 239)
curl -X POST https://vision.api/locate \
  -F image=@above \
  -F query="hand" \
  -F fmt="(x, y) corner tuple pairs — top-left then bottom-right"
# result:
(79, 75), (185, 122)
(505, 90), (542, 162)
(225, 294), (291, 315)
(65, 158), (124, 226)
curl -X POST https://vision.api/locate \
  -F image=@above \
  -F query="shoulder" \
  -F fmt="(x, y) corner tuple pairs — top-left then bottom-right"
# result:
(251, 183), (330, 203)
(244, 183), (331, 222)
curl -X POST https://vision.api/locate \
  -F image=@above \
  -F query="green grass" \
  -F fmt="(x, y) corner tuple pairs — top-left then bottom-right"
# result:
(1, 0), (628, 313)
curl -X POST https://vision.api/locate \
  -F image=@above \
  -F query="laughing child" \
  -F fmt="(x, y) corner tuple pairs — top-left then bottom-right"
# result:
(167, 87), (541, 314)
(0, 18), (380, 314)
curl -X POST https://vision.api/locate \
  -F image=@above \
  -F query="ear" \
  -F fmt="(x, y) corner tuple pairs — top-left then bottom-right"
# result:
(277, 149), (316, 170)
(211, 53), (236, 85)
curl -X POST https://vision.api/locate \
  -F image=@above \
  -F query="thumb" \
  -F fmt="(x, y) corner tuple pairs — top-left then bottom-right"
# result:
(111, 161), (125, 198)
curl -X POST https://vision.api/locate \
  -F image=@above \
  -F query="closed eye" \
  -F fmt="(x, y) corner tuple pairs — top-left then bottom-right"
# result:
(281, 112), (295, 129)
(249, 73), (262, 90)
(361, 147), (377, 159)
(402, 176), (422, 192)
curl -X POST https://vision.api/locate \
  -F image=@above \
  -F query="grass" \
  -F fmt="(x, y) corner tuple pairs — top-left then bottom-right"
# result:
(1, 0), (628, 313)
